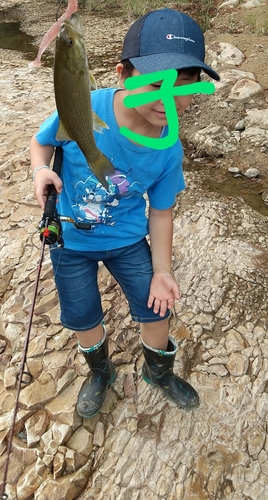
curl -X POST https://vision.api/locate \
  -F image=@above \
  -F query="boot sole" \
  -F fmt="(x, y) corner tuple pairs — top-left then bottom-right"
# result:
(142, 374), (199, 410)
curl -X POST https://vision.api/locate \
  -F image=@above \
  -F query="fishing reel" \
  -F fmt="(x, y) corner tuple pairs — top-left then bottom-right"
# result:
(37, 147), (91, 247)
(39, 207), (63, 247)
(39, 205), (92, 248)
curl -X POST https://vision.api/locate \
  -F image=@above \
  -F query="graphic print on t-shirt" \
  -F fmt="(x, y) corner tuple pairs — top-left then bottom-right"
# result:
(71, 169), (142, 227)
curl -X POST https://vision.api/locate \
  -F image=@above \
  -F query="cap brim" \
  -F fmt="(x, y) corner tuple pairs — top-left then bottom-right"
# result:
(129, 53), (220, 81)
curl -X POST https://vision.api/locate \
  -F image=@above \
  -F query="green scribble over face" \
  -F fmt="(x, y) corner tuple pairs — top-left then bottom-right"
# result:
(120, 69), (215, 150)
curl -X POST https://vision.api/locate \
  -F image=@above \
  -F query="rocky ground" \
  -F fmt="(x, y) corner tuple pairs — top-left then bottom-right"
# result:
(1, 0), (268, 499)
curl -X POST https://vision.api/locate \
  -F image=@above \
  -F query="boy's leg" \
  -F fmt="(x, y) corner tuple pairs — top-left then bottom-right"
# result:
(140, 318), (169, 350)
(140, 320), (199, 410)
(76, 324), (116, 419)
(75, 324), (104, 348)
(104, 239), (199, 410)
(50, 248), (116, 418)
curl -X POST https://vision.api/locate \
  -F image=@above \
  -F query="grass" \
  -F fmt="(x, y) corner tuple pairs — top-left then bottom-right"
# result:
(247, 11), (268, 35)
(82, 0), (219, 31)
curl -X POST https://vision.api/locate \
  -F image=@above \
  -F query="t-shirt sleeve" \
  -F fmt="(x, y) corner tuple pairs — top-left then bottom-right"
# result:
(147, 143), (185, 210)
(35, 111), (64, 147)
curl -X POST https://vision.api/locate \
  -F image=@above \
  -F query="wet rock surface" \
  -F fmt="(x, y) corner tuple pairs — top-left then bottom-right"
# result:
(1, 0), (268, 498)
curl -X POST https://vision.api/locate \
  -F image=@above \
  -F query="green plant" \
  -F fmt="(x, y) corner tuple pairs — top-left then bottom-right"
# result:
(259, 16), (268, 35)
(247, 13), (257, 32)
(123, 0), (164, 19)
(228, 13), (238, 33)
(82, 0), (219, 29)
(198, 0), (216, 31)
(246, 11), (268, 35)
(83, 0), (120, 12)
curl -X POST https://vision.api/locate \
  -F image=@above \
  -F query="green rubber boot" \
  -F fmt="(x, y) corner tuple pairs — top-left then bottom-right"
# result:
(76, 328), (116, 418)
(141, 336), (199, 410)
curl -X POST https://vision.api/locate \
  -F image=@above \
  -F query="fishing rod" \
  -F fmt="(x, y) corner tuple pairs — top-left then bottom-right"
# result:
(0, 147), (63, 500)
(56, 0), (64, 21)
(1, 147), (92, 499)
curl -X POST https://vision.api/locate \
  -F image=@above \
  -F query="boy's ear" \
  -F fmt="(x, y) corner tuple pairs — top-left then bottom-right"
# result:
(116, 63), (124, 84)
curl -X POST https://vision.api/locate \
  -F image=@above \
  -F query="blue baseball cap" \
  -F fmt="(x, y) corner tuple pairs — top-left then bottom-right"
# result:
(121, 8), (220, 81)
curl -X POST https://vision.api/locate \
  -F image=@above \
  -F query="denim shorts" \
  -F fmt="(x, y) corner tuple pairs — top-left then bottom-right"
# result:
(50, 238), (170, 331)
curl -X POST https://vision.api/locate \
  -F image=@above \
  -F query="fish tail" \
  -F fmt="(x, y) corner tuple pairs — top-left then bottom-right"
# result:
(90, 153), (115, 190)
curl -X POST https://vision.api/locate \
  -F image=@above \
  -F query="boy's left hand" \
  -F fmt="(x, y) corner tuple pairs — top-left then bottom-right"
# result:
(148, 272), (180, 317)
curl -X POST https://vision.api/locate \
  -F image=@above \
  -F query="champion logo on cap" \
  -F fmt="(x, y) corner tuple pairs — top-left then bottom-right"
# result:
(166, 34), (195, 43)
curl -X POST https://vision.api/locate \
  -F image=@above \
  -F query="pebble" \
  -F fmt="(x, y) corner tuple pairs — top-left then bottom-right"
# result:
(244, 168), (260, 178)
(228, 166), (241, 173)
(235, 119), (245, 131)
(218, 0), (240, 9)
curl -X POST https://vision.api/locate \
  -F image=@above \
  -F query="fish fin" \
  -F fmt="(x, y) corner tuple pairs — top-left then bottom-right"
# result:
(56, 121), (72, 141)
(90, 153), (115, 191)
(89, 70), (97, 90)
(92, 111), (109, 134)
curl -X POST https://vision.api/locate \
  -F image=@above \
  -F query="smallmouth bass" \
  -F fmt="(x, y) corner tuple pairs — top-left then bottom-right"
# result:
(54, 13), (115, 190)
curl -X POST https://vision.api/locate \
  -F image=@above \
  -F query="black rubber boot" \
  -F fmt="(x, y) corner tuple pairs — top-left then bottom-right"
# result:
(141, 336), (199, 410)
(76, 329), (116, 418)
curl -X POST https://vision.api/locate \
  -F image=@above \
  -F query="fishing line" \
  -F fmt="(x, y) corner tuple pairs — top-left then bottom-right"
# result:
(0, 223), (47, 500)
(56, 0), (64, 21)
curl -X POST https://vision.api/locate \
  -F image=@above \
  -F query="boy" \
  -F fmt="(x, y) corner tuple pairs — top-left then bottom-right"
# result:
(30, 9), (220, 418)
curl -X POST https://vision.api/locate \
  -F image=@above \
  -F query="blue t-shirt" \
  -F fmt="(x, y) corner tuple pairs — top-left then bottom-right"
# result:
(36, 88), (185, 251)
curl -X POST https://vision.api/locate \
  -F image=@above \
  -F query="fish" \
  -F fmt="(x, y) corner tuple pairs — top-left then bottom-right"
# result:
(53, 13), (115, 190)
(29, 0), (78, 68)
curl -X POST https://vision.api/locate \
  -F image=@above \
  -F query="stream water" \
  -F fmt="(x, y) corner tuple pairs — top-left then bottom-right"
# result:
(0, 20), (35, 52)
(186, 161), (268, 217)
(207, 175), (268, 217)
(0, 19), (54, 66)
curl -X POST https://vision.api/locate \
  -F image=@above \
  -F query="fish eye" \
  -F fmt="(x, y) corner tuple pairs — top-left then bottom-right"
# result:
(68, 38), (73, 47)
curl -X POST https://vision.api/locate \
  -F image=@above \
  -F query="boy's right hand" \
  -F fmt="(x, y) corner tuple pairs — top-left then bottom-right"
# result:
(34, 168), (63, 210)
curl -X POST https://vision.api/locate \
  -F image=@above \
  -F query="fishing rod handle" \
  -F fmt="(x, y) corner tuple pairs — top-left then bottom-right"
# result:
(51, 145), (63, 177)
(43, 191), (57, 221)
(43, 146), (63, 220)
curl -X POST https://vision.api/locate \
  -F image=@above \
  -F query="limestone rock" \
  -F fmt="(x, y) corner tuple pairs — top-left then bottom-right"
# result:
(3, 366), (17, 389)
(93, 421), (105, 447)
(65, 448), (88, 473)
(244, 168), (260, 179)
(243, 0), (266, 6)
(245, 109), (268, 130)
(256, 394), (268, 420)
(226, 352), (249, 376)
(16, 460), (49, 500)
(247, 428), (266, 458)
(190, 124), (237, 157)
(67, 426), (93, 457)
(45, 377), (85, 426)
(124, 371), (136, 398)
(225, 330), (245, 353)
(228, 79), (262, 99)
(35, 459), (92, 499)
(24, 410), (50, 448)
(53, 449), (66, 479)
(207, 42), (245, 66)
(241, 127), (268, 146)
(19, 371), (57, 410)
(51, 421), (72, 446)
(218, 0), (240, 9)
